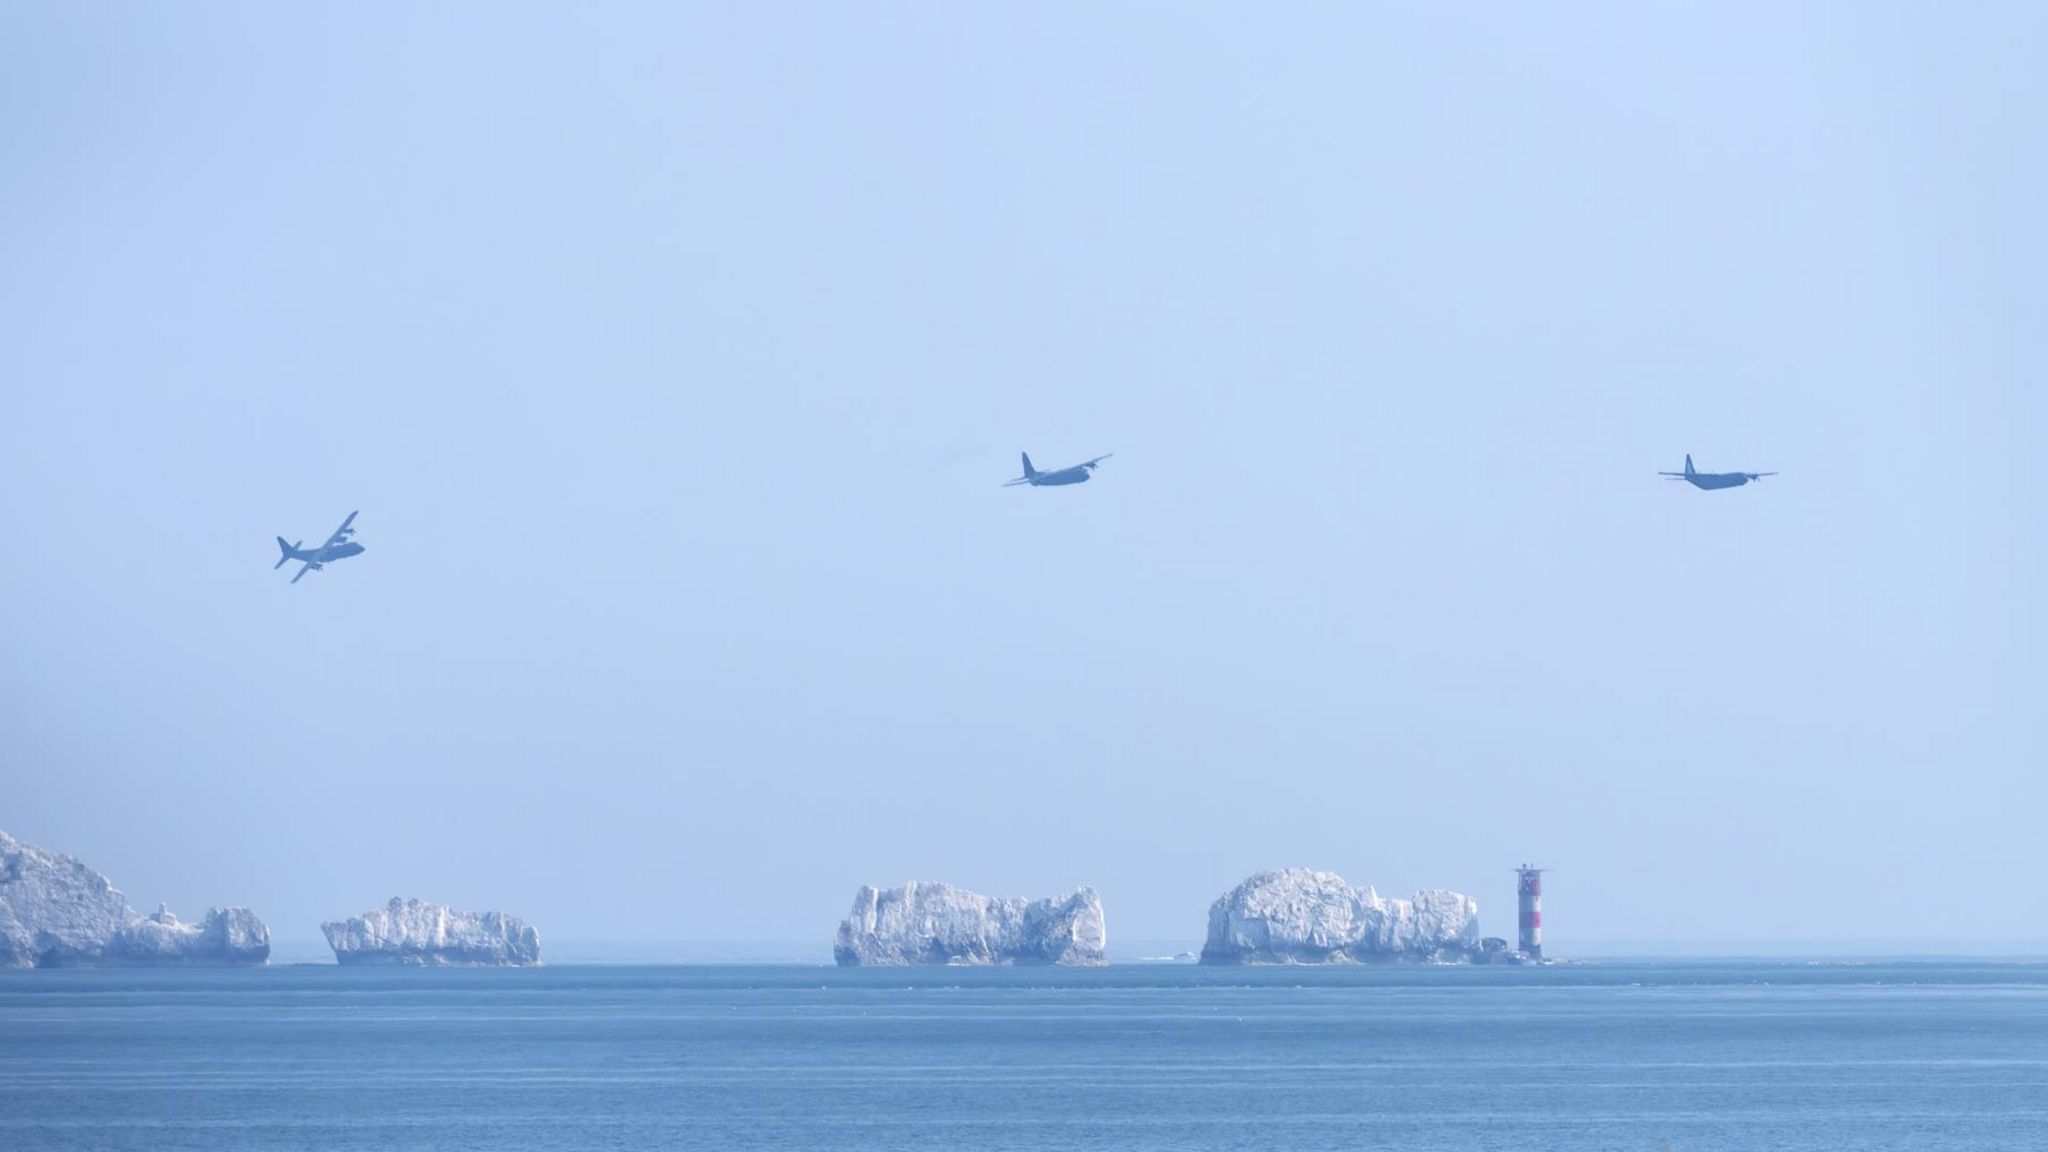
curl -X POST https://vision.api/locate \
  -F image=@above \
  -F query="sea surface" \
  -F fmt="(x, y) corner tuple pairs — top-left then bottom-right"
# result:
(3, 960), (2046, 1151)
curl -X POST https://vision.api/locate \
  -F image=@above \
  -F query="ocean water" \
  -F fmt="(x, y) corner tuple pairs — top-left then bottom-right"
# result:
(3, 960), (2045, 1151)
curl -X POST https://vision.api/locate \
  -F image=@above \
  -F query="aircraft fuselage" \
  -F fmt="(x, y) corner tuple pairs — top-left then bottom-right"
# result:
(1008, 451), (1110, 488)
(1662, 457), (1771, 490)
(296, 541), (365, 563)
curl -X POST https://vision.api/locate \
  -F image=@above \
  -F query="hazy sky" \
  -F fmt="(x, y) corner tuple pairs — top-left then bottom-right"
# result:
(3, 4), (2041, 957)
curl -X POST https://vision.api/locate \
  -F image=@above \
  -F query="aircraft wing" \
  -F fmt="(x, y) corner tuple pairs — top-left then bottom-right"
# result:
(290, 561), (318, 584)
(318, 510), (359, 550)
(1080, 453), (1114, 468)
(1002, 477), (1031, 487)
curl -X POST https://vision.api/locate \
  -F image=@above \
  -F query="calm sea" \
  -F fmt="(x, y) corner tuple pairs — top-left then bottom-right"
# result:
(3, 960), (2045, 1150)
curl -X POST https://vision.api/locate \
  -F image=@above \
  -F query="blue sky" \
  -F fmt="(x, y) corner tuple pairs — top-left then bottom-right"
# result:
(3, 3), (2041, 956)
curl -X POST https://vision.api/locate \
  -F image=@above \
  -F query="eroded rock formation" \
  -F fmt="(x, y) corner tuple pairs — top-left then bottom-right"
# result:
(834, 882), (1106, 966)
(0, 830), (270, 967)
(322, 897), (541, 966)
(1200, 868), (1479, 963)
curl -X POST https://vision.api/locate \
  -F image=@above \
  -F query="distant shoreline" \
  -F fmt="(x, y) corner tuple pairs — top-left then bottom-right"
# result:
(12, 955), (2048, 978)
(234, 949), (2048, 969)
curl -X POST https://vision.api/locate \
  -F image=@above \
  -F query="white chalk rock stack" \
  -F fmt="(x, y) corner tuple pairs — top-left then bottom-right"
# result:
(1201, 868), (1479, 963)
(0, 829), (270, 967)
(834, 882), (1106, 966)
(322, 897), (541, 966)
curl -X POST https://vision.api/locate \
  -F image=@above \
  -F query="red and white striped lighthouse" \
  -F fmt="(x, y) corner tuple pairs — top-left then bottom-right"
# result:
(1515, 866), (1546, 960)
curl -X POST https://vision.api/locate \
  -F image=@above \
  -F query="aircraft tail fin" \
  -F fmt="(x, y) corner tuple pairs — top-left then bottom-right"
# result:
(1020, 452), (1036, 479)
(275, 537), (299, 569)
(1684, 454), (1695, 476)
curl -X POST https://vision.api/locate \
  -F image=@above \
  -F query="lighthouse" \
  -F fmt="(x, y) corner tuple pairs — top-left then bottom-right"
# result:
(1515, 866), (1546, 960)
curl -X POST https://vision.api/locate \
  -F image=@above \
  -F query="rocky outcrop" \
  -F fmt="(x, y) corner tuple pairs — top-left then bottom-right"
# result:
(322, 898), (541, 966)
(107, 904), (272, 966)
(1472, 936), (1534, 964)
(834, 882), (1106, 966)
(1200, 868), (1479, 964)
(0, 830), (270, 967)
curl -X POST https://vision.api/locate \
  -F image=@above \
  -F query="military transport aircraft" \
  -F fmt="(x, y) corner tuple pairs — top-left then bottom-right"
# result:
(1003, 452), (1113, 488)
(1660, 455), (1777, 490)
(275, 511), (364, 584)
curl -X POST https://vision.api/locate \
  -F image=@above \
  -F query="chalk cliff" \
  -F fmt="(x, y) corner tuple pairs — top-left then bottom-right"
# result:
(1200, 868), (1479, 964)
(322, 898), (541, 966)
(0, 830), (270, 967)
(834, 882), (1106, 966)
